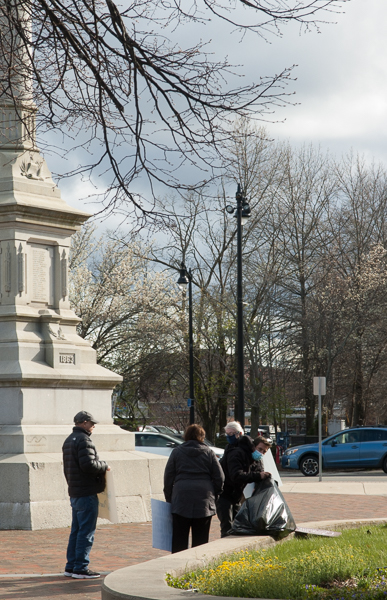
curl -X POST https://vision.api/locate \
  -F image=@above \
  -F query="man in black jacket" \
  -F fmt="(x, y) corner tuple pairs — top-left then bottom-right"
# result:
(216, 427), (271, 537)
(62, 411), (110, 579)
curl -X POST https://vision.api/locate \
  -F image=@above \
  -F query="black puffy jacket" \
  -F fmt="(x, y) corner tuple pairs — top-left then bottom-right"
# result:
(164, 440), (224, 518)
(219, 435), (263, 503)
(62, 427), (108, 498)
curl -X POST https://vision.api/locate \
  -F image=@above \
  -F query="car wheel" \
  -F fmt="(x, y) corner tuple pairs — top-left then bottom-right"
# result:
(300, 455), (319, 477)
(382, 456), (387, 474)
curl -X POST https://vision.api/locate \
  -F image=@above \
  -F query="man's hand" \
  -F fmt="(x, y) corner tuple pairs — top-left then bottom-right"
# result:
(107, 466), (111, 471)
(260, 471), (271, 479)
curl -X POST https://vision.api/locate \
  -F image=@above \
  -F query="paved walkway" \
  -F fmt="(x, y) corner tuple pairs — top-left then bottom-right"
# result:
(281, 480), (387, 496)
(1, 484), (386, 600)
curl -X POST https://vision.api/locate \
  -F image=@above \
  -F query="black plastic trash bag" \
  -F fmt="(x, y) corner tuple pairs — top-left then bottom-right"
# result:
(229, 478), (296, 540)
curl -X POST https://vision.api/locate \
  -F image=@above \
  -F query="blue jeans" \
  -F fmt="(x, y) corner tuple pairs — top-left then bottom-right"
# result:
(65, 495), (99, 572)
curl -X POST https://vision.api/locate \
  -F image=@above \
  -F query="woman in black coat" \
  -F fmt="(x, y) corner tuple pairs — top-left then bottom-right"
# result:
(216, 434), (271, 536)
(164, 424), (224, 553)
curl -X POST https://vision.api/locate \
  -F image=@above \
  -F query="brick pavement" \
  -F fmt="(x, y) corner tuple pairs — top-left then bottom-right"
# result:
(0, 493), (386, 600)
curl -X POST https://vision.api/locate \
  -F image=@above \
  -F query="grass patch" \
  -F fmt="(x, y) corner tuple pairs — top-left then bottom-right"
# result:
(166, 524), (387, 599)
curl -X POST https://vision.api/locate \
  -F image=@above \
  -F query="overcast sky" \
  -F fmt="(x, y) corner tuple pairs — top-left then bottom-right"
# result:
(56, 0), (387, 224)
(264, 0), (387, 163)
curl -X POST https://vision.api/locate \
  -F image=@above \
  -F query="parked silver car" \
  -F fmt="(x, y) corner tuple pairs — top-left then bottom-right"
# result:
(134, 431), (224, 459)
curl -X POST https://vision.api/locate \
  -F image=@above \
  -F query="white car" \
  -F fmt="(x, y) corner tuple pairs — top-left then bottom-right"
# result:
(134, 431), (224, 459)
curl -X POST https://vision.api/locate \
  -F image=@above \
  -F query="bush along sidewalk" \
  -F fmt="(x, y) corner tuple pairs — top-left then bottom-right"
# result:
(166, 524), (387, 599)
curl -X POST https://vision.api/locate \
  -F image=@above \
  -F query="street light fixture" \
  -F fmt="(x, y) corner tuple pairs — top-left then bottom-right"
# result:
(226, 184), (251, 429)
(177, 263), (195, 425)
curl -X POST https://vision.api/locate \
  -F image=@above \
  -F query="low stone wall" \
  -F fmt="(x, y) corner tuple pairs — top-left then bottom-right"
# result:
(101, 518), (387, 600)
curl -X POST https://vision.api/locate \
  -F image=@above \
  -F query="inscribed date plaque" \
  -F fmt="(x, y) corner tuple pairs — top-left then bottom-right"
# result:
(59, 353), (75, 365)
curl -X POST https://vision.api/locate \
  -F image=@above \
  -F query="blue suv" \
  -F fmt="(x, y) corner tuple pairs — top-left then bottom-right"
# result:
(281, 427), (387, 476)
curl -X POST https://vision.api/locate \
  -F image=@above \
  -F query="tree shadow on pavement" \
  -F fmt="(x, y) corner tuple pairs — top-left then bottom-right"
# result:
(0, 576), (104, 600)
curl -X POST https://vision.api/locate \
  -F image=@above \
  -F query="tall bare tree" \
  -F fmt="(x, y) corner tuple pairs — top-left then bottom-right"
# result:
(146, 192), (237, 440)
(328, 155), (387, 425)
(266, 144), (337, 432)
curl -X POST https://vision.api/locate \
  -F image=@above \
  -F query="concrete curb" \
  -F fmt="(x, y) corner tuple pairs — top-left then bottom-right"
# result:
(101, 518), (387, 600)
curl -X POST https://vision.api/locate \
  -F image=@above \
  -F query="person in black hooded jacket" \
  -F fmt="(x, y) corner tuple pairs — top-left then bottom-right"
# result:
(164, 424), (224, 553)
(216, 432), (271, 537)
(62, 411), (110, 579)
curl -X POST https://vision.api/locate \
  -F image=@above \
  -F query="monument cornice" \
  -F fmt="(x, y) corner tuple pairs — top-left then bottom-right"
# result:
(0, 201), (90, 231)
(0, 311), (82, 325)
(0, 375), (122, 388)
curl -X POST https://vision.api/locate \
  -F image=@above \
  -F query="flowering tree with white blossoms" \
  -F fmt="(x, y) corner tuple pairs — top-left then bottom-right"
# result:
(69, 223), (189, 429)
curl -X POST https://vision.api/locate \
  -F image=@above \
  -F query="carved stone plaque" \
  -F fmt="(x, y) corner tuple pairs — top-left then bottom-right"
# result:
(26, 435), (47, 448)
(32, 246), (49, 303)
(59, 353), (75, 365)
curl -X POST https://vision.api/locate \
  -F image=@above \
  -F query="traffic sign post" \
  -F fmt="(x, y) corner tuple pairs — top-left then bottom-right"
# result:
(313, 377), (326, 482)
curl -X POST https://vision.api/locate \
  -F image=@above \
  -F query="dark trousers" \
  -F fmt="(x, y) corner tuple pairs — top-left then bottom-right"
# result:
(172, 513), (212, 554)
(65, 494), (99, 572)
(216, 495), (241, 537)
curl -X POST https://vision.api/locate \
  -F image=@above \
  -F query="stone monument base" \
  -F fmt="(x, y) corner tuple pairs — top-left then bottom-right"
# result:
(0, 443), (167, 530)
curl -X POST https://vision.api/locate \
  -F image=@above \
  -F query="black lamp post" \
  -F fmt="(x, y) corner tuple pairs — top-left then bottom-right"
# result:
(226, 184), (251, 429)
(177, 263), (195, 425)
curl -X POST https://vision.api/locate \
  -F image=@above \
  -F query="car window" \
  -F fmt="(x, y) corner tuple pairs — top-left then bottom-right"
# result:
(361, 429), (387, 442)
(151, 435), (175, 447)
(135, 434), (178, 447)
(155, 426), (174, 434)
(329, 431), (362, 445)
(203, 439), (214, 447)
(135, 434), (153, 447)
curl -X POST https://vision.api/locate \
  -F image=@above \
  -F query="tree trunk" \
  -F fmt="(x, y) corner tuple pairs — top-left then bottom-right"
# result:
(300, 273), (315, 433)
(250, 404), (260, 438)
(351, 333), (365, 426)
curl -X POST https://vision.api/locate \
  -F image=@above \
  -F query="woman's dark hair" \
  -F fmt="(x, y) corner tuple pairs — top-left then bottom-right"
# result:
(184, 424), (206, 442)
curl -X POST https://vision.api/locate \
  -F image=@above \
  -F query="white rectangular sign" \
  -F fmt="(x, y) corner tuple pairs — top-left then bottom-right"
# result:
(263, 446), (282, 487)
(98, 470), (118, 523)
(151, 498), (172, 552)
(243, 483), (255, 499)
(313, 377), (326, 396)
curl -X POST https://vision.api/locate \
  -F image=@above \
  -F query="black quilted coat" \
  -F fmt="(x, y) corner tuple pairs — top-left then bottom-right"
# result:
(219, 435), (264, 503)
(164, 440), (224, 518)
(62, 427), (108, 497)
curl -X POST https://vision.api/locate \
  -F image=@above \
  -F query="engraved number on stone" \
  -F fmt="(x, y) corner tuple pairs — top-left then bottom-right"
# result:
(59, 354), (75, 364)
